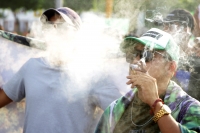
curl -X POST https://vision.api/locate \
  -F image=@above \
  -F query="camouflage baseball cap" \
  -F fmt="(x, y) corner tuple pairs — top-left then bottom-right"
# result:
(40, 7), (82, 30)
(121, 28), (180, 64)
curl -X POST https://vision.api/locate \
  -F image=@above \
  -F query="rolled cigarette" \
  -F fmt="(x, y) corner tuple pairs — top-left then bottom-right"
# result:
(131, 70), (136, 75)
(130, 64), (139, 75)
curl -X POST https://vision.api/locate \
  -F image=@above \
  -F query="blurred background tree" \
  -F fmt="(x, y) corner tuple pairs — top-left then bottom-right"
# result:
(172, 0), (200, 13)
(0, 0), (199, 35)
(64, 0), (91, 12)
(144, 0), (200, 14)
(0, 0), (54, 10)
(0, 0), (199, 13)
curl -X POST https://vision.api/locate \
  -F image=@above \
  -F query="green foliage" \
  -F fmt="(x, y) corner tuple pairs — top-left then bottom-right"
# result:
(0, 0), (199, 13)
(0, 0), (54, 11)
(0, 0), (36, 10)
(0, 0), (106, 14)
(62, 0), (106, 12)
(64, 0), (93, 12)
(40, 0), (55, 9)
(172, 0), (200, 12)
(174, 0), (200, 12)
(143, 0), (200, 13)
(92, 0), (106, 12)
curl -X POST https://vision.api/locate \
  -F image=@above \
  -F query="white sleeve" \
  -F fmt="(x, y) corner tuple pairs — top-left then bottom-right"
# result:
(2, 61), (29, 102)
(90, 78), (122, 110)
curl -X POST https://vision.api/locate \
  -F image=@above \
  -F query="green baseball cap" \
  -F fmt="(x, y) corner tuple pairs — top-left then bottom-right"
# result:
(121, 28), (180, 64)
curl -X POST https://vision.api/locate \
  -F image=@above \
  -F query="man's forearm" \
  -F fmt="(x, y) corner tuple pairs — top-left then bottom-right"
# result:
(154, 102), (181, 133)
(0, 88), (12, 108)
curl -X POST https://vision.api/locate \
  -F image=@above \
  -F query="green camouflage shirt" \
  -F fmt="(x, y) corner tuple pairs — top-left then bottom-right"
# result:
(95, 81), (200, 133)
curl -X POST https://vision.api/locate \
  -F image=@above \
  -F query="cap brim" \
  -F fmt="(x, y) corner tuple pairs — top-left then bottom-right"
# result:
(124, 37), (146, 47)
(163, 18), (182, 23)
(163, 14), (188, 23)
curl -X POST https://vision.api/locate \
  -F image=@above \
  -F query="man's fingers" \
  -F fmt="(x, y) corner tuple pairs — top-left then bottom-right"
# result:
(126, 78), (137, 85)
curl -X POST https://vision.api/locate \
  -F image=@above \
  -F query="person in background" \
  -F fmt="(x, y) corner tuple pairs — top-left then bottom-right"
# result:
(163, 9), (195, 53)
(0, 7), (122, 133)
(194, 4), (200, 37)
(187, 37), (200, 101)
(162, 9), (198, 94)
(185, 5), (200, 101)
(95, 28), (200, 133)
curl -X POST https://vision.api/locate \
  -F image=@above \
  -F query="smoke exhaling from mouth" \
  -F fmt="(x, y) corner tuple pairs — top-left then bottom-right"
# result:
(28, 15), (131, 94)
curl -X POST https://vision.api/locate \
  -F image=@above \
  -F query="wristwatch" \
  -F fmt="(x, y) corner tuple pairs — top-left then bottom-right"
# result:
(153, 104), (171, 122)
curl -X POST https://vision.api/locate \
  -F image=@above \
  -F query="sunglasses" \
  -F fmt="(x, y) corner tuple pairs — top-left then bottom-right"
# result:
(126, 49), (171, 63)
(126, 49), (153, 63)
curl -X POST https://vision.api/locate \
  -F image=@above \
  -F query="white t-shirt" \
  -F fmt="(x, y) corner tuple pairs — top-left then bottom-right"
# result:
(3, 58), (122, 133)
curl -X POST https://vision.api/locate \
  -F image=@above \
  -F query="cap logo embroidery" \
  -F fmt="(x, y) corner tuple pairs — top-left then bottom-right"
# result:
(142, 31), (163, 40)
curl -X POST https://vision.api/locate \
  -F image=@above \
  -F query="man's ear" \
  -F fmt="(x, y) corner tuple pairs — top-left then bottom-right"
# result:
(170, 61), (177, 71)
(168, 61), (177, 77)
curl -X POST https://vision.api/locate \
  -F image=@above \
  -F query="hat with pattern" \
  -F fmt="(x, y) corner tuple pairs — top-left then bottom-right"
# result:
(40, 7), (82, 30)
(121, 28), (180, 64)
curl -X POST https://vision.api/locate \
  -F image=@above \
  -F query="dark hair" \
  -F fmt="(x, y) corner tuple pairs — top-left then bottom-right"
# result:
(44, 10), (59, 21)
(165, 9), (195, 32)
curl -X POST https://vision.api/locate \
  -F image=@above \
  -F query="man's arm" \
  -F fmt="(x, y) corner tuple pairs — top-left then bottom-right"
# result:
(0, 88), (12, 108)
